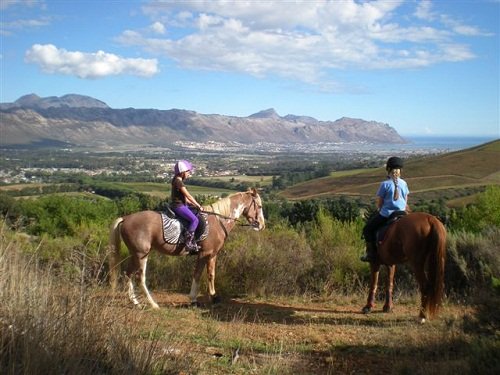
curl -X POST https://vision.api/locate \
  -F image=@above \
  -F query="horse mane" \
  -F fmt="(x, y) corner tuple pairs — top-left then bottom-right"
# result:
(203, 192), (244, 217)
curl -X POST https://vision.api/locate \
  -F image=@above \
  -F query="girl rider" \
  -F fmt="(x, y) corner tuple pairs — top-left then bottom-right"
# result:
(171, 160), (203, 253)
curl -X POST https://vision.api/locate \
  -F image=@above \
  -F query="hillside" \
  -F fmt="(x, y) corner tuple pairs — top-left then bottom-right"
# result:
(0, 94), (406, 147)
(280, 139), (500, 201)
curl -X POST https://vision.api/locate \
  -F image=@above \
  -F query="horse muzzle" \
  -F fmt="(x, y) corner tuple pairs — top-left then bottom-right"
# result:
(251, 220), (265, 231)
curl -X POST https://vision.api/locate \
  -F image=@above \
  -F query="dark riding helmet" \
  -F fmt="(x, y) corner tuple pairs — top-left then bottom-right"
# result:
(386, 156), (404, 169)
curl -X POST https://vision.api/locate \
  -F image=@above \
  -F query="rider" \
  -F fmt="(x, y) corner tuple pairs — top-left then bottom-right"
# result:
(171, 160), (203, 253)
(360, 156), (410, 262)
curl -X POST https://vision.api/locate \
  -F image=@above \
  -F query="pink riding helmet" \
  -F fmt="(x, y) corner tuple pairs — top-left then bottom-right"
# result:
(174, 160), (193, 175)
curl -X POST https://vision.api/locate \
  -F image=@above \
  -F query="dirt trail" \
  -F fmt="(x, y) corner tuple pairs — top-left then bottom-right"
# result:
(113, 291), (478, 374)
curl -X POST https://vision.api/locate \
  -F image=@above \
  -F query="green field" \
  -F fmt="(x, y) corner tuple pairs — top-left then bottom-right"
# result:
(105, 182), (237, 198)
(196, 174), (274, 185)
(0, 181), (238, 199)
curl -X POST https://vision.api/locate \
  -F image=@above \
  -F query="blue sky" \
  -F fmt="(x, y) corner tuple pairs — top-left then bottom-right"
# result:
(1, 0), (499, 137)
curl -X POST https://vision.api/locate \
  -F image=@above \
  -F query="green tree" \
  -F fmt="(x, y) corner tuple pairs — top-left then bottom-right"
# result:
(451, 186), (500, 233)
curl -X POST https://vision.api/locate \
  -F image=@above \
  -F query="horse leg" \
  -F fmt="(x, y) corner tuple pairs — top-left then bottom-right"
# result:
(206, 255), (221, 304)
(126, 256), (141, 307)
(138, 257), (160, 309)
(414, 266), (429, 323)
(126, 255), (159, 309)
(363, 263), (380, 314)
(383, 265), (395, 313)
(189, 256), (208, 305)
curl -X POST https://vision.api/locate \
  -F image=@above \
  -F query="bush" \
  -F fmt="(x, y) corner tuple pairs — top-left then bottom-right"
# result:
(445, 228), (500, 297)
(216, 224), (313, 297)
(17, 195), (118, 237)
(450, 185), (500, 233)
(302, 210), (366, 295)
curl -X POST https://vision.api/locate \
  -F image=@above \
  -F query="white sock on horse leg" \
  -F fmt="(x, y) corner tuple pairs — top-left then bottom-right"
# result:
(140, 261), (160, 309)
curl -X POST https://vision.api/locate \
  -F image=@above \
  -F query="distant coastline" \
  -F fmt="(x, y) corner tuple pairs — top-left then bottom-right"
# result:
(402, 135), (498, 151)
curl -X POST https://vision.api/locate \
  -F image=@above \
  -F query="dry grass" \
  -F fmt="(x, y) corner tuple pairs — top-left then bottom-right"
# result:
(281, 140), (500, 200)
(1, 224), (498, 374)
(2, 141), (498, 374)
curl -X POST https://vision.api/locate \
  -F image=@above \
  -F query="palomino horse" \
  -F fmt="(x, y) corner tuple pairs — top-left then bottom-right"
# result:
(109, 188), (265, 308)
(362, 212), (446, 323)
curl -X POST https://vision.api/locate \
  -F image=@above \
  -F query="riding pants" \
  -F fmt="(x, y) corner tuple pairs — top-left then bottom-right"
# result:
(172, 204), (199, 233)
(362, 213), (389, 243)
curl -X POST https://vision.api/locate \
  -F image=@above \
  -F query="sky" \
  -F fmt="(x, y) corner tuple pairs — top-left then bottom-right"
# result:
(1, 0), (499, 137)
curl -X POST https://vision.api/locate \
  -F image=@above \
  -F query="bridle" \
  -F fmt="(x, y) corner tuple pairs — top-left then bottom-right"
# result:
(200, 194), (262, 237)
(242, 195), (262, 229)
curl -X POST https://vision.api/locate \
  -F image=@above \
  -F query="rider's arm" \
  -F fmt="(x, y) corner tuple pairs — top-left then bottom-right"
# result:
(375, 196), (383, 211)
(180, 186), (202, 210)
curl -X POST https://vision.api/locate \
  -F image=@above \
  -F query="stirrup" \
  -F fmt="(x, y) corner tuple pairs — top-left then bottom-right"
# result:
(185, 233), (199, 254)
(360, 253), (374, 262)
(187, 243), (199, 253)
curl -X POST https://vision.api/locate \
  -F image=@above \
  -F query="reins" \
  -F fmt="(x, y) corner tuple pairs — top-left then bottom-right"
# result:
(200, 194), (261, 230)
(199, 209), (255, 227)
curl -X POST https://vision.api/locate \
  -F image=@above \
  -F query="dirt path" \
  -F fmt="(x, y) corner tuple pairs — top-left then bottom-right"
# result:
(111, 291), (480, 374)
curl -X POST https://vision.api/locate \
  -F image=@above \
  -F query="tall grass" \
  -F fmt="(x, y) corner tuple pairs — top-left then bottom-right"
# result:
(0, 223), (194, 375)
(1, 216), (499, 374)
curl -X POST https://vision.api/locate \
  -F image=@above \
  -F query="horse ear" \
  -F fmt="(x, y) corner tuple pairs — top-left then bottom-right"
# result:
(250, 187), (258, 196)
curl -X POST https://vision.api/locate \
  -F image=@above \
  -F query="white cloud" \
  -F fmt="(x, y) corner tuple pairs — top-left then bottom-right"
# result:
(415, 0), (435, 21)
(25, 44), (159, 79)
(123, 0), (490, 90)
(0, 16), (51, 36)
(150, 21), (165, 34)
(0, 0), (43, 11)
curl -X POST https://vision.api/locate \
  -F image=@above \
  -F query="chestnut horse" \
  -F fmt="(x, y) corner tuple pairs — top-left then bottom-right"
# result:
(362, 212), (446, 323)
(109, 188), (265, 309)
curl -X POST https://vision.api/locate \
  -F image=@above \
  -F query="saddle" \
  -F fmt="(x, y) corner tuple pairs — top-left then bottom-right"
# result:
(376, 211), (407, 245)
(160, 207), (209, 245)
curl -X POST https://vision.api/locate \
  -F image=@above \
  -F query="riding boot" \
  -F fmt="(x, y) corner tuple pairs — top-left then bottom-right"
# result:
(360, 242), (377, 262)
(185, 232), (199, 254)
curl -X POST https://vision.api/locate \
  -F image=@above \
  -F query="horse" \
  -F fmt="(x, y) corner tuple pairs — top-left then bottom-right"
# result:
(362, 212), (446, 323)
(108, 188), (265, 309)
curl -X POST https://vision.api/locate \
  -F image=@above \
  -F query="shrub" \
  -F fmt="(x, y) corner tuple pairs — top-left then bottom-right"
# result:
(450, 185), (500, 233)
(216, 224), (313, 297)
(17, 195), (117, 237)
(303, 209), (366, 295)
(445, 228), (500, 297)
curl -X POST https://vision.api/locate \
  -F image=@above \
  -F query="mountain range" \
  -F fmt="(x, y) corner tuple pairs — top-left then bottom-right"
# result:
(0, 94), (407, 148)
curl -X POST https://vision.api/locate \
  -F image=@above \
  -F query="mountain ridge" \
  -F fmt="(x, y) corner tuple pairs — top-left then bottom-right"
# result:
(0, 94), (407, 148)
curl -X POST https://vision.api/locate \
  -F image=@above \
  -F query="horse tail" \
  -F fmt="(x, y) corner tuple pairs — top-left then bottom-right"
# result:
(109, 217), (124, 290)
(427, 217), (447, 317)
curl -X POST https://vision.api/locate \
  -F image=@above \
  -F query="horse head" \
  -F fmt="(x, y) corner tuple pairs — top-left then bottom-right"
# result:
(242, 188), (266, 231)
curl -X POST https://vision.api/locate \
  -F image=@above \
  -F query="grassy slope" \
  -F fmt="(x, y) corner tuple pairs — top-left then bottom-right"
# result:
(280, 139), (500, 201)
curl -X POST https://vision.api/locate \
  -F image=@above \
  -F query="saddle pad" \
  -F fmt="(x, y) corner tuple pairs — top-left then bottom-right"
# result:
(377, 213), (406, 244)
(161, 212), (209, 244)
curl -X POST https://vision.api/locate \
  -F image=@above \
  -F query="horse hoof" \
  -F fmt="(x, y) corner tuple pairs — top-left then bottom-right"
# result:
(191, 301), (201, 308)
(211, 294), (222, 304)
(362, 306), (372, 314)
(383, 306), (393, 313)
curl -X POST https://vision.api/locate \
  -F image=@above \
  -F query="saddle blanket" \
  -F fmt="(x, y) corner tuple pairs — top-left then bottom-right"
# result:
(160, 211), (209, 245)
(377, 211), (407, 244)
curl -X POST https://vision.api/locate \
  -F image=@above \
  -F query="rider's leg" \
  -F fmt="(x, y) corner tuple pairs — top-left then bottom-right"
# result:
(361, 214), (386, 262)
(172, 205), (200, 253)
